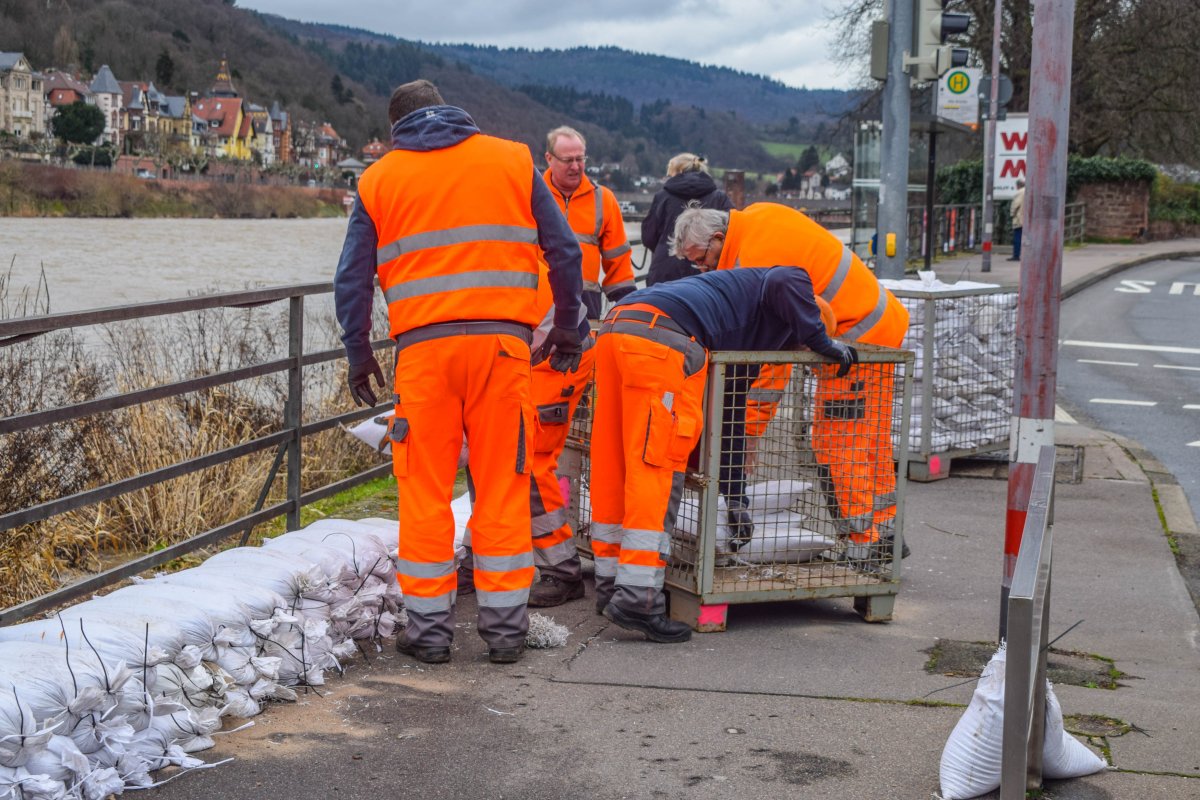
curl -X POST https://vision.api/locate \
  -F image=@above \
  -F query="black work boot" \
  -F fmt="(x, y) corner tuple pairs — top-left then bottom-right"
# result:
(395, 635), (450, 664)
(528, 574), (585, 608)
(602, 603), (693, 643)
(488, 643), (525, 664)
(725, 501), (755, 551)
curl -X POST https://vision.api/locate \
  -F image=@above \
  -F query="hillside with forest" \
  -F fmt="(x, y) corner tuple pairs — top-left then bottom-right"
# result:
(0, 0), (857, 173)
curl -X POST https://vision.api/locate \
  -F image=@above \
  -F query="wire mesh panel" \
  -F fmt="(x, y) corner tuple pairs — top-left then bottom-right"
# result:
(562, 345), (914, 630)
(892, 287), (1016, 471)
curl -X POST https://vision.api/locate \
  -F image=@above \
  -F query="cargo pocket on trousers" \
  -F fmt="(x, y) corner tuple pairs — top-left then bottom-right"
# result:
(515, 406), (533, 474)
(535, 401), (570, 452)
(389, 417), (410, 478)
(642, 399), (678, 468)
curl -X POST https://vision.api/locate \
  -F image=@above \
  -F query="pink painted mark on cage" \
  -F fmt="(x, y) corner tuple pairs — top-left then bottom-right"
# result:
(698, 604), (729, 626)
(559, 476), (571, 505)
(928, 455), (942, 475)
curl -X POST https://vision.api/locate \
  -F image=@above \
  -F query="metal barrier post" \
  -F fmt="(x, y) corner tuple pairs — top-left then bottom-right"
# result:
(286, 295), (304, 531)
(1001, 444), (1056, 798)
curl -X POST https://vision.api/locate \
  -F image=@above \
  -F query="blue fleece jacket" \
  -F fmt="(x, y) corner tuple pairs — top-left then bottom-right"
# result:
(333, 105), (582, 365)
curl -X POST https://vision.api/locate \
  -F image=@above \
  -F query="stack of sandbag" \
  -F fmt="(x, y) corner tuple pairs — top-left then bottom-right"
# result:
(939, 644), (1107, 799)
(672, 480), (835, 563)
(883, 275), (1016, 455)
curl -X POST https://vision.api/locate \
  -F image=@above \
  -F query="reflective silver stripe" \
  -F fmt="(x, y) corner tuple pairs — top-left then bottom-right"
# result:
(843, 287), (888, 342)
(395, 320), (533, 353)
(874, 492), (897, 510)
(746, 388), (785, 403)
(377, 223), (538, 263)
(602, 243), (631, 260)
(402, 592), (454, 613)
(384, 270), (539, 303)
(396, 558), (454, 579)
(533, 537), (577, 565)
(602, 278), (635, 297)
(820, 246), (854, 304)
(531, 508), (567, 536)
(622, 528), (669, 554)
(600, 320), (707, 377)
(616, 563), (665, 588)
(576, 232), (599, 246)
(582, 279), (603, 293)
(592, 190), (604, 238)
(473, 551), (535, 572)
(592, 522), (623, 543)
(593, 556), (618, 578)
(477, 587), (530, 608)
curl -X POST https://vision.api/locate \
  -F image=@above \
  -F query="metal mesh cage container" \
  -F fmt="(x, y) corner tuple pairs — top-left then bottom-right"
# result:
(562, 344), (914, 631)
(891, 287), (1016, 480)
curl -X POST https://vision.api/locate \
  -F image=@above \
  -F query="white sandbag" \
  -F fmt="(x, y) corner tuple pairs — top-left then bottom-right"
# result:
(95, 584), (258, 649)
(744, 480), (813, 516)
(0, 765), (63, 800)
(0, 617), (172, 671)
(734, 511), (836, 564)
(347, 413), (392, 454)
(19, 735), (90, 794)
(139, 571), (296, 634)
(57, 599), (219, 668)
(0, 687), (60, 768)
(939, 644), (1006, 799)
(1042, 682), (1107, 779)
(197, 547), (339, 614)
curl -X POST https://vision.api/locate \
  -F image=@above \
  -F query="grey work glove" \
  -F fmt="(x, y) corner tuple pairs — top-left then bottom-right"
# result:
(531, 325), (583, 374)
(607, 285), (636, 303)
(821, 342), (859, 378)
(347, 355), (385, 407)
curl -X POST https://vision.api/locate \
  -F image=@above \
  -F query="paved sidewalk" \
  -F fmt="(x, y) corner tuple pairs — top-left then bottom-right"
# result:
(148, 242), (1200, 800)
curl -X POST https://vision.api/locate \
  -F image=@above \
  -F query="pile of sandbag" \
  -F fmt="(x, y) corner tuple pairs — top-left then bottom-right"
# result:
(672, 480), (835, 564)
(884, 274), (1016, 456)
(0, 518), (402, 800)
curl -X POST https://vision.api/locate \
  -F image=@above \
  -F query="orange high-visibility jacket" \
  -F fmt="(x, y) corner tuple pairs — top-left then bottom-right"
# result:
(717, 203), (908, 347)
(359, 135), (545, 338)
(542, 170), (635, 303)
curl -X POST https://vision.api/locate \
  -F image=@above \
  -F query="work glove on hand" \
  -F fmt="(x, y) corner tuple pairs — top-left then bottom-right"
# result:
(532, 325), (583, 374)
(823, 342), (859, 378)
(347, 355), (385, 407)
(726, 500), (755, 552)
(606, 285), (636, 304)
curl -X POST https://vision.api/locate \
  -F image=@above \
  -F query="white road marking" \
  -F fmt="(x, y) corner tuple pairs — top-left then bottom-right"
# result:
(1184, 405), (1200, 410)
(1054, 405), (1077, 424)
(1078, 358), (1138, 367)
(1189, 441), (1200, 448)
(1089, 398), (1157, 407)
(1153, 364), (1200, 372)
(1063, 339), (1200, 355)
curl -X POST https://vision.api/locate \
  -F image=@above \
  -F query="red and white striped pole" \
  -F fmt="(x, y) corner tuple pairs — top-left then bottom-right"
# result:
(1000, 0), (1076, 641)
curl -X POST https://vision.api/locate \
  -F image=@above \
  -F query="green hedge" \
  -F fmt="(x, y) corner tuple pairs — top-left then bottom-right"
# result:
(1149, 175), (1200, 224)
(936, 156), (1157, 205)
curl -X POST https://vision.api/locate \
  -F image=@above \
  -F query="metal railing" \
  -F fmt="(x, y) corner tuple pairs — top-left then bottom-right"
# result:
(896, 201), (1086, 262)
(1001, 444), (1057, 798)
(0, 284), (391, 625)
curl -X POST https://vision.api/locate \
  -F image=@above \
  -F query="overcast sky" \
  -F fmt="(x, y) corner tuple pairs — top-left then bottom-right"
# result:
(236, 0), (855, 90)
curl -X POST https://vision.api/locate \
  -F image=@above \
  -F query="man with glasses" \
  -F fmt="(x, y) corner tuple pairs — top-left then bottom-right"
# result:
(543, 126), (636, 319)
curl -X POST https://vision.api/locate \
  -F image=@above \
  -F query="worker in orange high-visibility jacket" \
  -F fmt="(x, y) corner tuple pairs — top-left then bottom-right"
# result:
(592, 266), (857, 643)
(334, 80), (583, 667)
(671, 202), (910, 560)
(542, 126), (636, 319)
(459, 263), (596, 608)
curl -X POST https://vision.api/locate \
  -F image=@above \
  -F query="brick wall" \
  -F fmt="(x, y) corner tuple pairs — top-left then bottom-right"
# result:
(1077, 180), (1149, 240)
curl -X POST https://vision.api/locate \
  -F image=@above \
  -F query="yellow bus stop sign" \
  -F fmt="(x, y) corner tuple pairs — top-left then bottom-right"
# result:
(946, 70), (971, 94)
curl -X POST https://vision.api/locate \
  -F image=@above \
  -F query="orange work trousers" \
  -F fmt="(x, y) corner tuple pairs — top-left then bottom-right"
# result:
(811, 363), (897, 544)
(745, 363), (793, 438)
(528, 343), (596, 580)
(390, 330), (535, 649)
(589, 306), (707, 615)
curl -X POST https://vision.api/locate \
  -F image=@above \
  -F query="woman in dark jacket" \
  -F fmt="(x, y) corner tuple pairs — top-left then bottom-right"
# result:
(641, 153), (734, 286)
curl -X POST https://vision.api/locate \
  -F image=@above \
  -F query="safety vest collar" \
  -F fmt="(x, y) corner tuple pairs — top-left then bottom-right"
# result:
(717, 208), (747, 270)
(542, 167), (597, 208)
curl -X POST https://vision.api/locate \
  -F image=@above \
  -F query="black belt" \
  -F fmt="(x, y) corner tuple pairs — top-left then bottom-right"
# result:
(603, 308), (689, 337)
(394, 320), (533, 353)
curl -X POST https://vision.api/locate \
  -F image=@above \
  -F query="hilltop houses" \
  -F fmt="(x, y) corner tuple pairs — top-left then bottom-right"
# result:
(0, 51), (321, 176)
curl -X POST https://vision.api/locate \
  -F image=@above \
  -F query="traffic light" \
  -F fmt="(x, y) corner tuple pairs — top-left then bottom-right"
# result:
(909, 0), (971, 82)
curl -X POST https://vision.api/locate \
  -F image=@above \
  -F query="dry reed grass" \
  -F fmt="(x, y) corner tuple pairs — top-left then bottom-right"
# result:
(0, 276), (384, 610)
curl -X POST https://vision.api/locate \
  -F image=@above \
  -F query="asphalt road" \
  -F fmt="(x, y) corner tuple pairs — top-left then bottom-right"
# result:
(1057, 256), (1200, 526)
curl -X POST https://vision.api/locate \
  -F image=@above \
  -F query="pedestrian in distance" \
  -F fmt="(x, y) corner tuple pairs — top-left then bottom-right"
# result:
(542, 126), (637, 318)
(333, 79), (584, 666)
(641, 152), (734, 287)
(1009, 177), (1026, 261)
(591, 266), (858, 643)
(671, 202), (910, 563)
